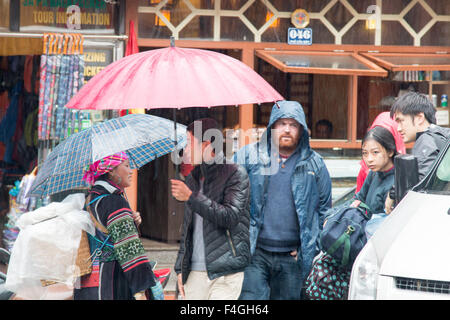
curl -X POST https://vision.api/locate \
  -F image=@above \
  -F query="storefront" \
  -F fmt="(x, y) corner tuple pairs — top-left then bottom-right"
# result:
(0, 0), (126, 250)
(130, 0), (449, 144)
(1, 1), (449, 245)
(124, 0), (449, 242)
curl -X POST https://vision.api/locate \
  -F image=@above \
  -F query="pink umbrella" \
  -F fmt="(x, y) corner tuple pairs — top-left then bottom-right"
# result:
(66, 39), (283, 178)
(65, 41), (283, 110)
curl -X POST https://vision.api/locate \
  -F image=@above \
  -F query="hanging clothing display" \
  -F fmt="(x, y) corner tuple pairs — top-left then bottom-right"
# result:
(0, 81), (21, 164)
(38, 34), (85, 145)
(0, 55), (40, 179)
(0, 54), (40, 251)
(0, 32), (115, 254)
(2, 171), (41, 251)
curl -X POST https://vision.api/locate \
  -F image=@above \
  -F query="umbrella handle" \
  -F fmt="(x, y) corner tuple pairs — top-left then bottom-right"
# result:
(79, 34), (84, 54)
(43, 34), (49, 55)
(52, 33), (58, 54)
(74, 34), (79, 54)
(63, 34), (69, 55)
(171, 108), (184, 204)
(173, 108), (180, 180)
(57, 34), (63, 54)
(48, 34), (53, 55)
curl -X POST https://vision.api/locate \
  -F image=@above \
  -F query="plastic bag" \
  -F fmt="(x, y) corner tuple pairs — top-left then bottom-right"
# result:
(5, 193), (94, 299)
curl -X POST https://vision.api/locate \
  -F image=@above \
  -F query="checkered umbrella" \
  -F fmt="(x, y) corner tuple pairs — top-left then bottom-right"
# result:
(28, 114), (186, 198)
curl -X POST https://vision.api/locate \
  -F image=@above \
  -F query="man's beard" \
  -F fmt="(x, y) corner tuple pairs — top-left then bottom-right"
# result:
(277, 135), (298, 154)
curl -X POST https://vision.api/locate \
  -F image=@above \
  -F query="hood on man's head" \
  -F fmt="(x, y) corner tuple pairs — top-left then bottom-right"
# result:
(260, 100), (311, 158)
(268, 100), (308, 132)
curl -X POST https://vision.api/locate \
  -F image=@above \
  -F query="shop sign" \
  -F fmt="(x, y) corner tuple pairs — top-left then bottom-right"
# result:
(288, 27), (312, 45)
(20, 1), (113, 30)
(22, 1), (107, 9)
(83, 46), (113, 84)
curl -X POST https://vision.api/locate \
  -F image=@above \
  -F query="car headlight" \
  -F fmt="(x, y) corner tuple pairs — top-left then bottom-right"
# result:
(348, 241), (379, 300)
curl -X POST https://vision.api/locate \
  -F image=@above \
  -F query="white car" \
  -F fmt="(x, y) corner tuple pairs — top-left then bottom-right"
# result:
(349, 138), (450, 300)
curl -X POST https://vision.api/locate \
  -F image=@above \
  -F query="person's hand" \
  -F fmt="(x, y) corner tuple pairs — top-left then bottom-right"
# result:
(385, 194), (394, 215)
(350, 200), (361, 208)
(177, 273), (185, 299)
(132, 211), (142, 226)
(290, 250), (298, 261)
(170, 179), (192, 202)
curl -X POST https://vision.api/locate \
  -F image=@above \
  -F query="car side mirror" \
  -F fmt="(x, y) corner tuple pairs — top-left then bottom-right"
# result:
(394, 154), (419, 205)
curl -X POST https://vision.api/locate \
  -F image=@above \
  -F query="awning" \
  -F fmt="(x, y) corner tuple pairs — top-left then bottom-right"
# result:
(0, 37), (42, 56)
(360, 52), (450, 71)
(255, 50), (388, 77)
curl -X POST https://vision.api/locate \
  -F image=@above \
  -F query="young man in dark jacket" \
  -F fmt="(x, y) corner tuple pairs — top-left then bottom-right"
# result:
(386, 91), (450, 213)
(172, 118), (251, 300)
(234, 101), (332, 300)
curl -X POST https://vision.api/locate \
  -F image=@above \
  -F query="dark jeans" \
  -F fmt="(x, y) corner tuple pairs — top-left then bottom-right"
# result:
(239, 247), (303, 300)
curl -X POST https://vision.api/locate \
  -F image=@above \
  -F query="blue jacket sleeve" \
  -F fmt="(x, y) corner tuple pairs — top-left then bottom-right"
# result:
(316, 162), (332, 228)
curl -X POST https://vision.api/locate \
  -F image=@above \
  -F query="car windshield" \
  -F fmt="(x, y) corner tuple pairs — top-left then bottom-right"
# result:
(425, 144), (450, 194)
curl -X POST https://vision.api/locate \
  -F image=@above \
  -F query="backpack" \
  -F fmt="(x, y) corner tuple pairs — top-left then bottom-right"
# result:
(319, 202), (371, 270)
(305, 251), (351, 300)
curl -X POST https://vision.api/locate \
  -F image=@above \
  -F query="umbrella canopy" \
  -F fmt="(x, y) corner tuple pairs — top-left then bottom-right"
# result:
(29, 114), (186, 198)
(65, 45), (283, 110)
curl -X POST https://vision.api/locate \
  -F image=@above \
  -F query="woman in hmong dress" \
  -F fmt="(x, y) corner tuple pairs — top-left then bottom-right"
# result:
(73, 152), (163, 300)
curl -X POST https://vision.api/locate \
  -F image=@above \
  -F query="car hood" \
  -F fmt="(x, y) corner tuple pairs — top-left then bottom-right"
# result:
(370, 191), (450, 282)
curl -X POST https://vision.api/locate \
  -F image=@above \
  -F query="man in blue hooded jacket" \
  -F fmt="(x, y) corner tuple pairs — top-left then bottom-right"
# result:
(234, 100), (332, 300)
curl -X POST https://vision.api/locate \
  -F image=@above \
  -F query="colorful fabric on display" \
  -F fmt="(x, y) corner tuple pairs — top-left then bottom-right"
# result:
(37, 35), (85, 141)
(0, 82), (21, 163)
(82, 152), (128, 185)
(37, 52), (47, 140)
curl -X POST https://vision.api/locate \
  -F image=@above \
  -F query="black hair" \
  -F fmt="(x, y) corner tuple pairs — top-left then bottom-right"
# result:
(362, 126), (397, 159)
(186, 118), (220, 143)
(96, 173), (110, 182)
(315, 119), (333, 132)
(390, 91), (436, 124)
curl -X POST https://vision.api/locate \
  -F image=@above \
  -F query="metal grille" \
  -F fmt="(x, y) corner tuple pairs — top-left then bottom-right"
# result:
(395, 277), (450, 295)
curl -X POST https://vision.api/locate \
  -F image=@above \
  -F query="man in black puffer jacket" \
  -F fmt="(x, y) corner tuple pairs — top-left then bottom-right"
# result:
(172, 118), (250, 300)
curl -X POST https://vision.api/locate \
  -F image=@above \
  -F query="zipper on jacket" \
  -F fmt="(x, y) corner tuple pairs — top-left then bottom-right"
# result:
(180, 213), (192, 280)
(226, 229), (237, 257)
